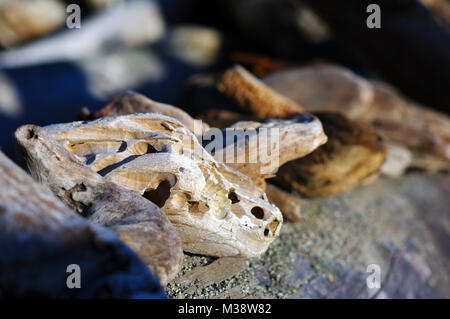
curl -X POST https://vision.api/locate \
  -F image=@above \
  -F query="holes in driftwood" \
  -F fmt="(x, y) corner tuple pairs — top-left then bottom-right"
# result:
(27, 128), (37, 139)
(228, 190), (239, 204)
(251, 206), (265, 219)
(143, 179), (172, 208)
(146, 144), (158, 154)
(63, 183), (91, 217)
(85, 154), (96, 165)
(118, 141), (127, 152)
(264, 220), (280, 237)
(97, 155), (138, 176)
(188, 201), (209, 214)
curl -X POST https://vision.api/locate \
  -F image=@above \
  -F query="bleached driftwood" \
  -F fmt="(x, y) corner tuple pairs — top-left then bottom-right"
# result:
(89, 94), (323, 221)
(216, 65), (305, 118)
(0, 150), (164, 298)
(21, 113), (284, 258)
(212, 113), (327, 190)
(193, 66), (386, 197)
(14, 125), (183, 285)
(200, 107), (384, 198)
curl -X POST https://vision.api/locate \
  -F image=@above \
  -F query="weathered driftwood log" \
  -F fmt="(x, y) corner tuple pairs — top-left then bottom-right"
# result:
(0, 0), (165, 67)
(212, 113), (327, 190)
(216, 65), (305, 118)
(91, 92), (327, 190)
(201, 107), (385, 197)
(274, 112), (386, 197)
(0, 150), (164, 298)
(264, 65), (450, 173)
(196, 109), (318, 222)
(90, 96), (317, 222)
(26, 113), (284, 258)
(92, 91), (210, 134)
(14, 125), (183, 285)
(197, 66), (386, 196)
(0, 0), (66, 48)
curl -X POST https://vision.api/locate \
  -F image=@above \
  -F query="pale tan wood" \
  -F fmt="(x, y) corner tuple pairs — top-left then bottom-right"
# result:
(14, 125), (183, 285)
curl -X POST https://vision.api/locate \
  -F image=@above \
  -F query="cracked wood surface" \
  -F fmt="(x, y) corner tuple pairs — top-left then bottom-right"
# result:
(166, 173), (450, 298)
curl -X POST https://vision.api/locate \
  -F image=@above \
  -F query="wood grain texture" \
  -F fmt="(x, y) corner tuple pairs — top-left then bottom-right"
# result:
(216, 65), (305, 118)
(14, 125), (183, 285)
(19, 114), (284, 259)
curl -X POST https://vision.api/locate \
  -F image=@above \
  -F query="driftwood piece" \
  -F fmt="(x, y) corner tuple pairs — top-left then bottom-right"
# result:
(14, 125), (183, 285)
(274, 112), (386, 197)
(31, 113), (283, 258)
(0, 0), (66, 48)
(264, 64), (374, 117)
(90, 94), (327, 192)
(212, 113), (327, 190)
(0, 0), (165, 67)
(230, 52), (291, 78)
(200, 108), (385, 198)
(196, 110), (311, 222)
(216, 65), (305, 118)
(93, 91), (210, 134)
(204, 66), (386, 196)
(0, 150), (164, 298)
(264, 64), (450, 173)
